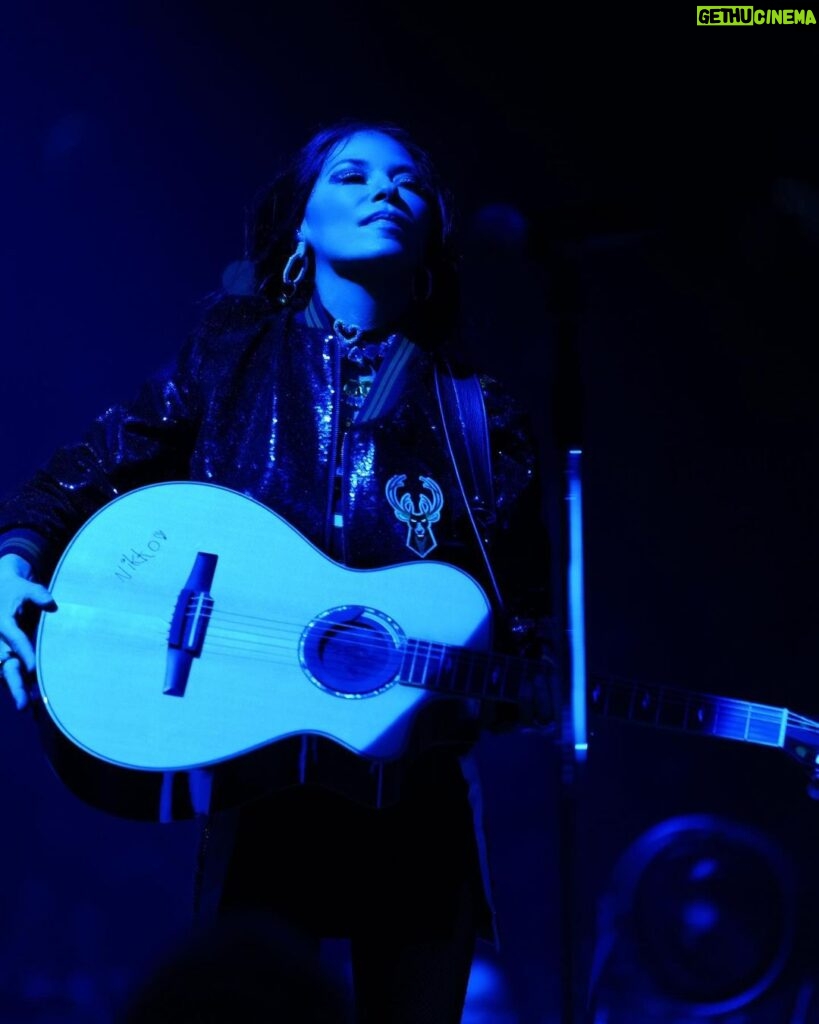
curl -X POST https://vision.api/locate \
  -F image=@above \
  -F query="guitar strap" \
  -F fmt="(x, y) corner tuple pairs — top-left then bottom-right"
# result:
(434, 357), (505, 612)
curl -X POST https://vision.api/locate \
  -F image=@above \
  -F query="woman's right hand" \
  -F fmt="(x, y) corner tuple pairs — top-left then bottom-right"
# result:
(0, 554), (57, 710)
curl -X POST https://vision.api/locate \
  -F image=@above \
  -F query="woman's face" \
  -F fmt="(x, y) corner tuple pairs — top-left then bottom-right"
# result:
(299, 130), (433, 276)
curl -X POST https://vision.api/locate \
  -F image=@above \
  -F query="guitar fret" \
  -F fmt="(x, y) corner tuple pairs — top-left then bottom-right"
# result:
(434, 651), (454, 692)
(415, 640), (433, 689)
(592, 679), (631, 720)
(659, 688), (687, 730)
(681, 691), (693, 732)
(405, 638), (427, 688)
(745, 704), (786, 746)
(425, 642), (450, 692)
(450, 649), (473, 695)
(482, 655), (499, 699)
(443, 649), (525, 701)
(688, 697), (720, 736)
(401, 640), (420, 687)
(505, 660), (527, 703)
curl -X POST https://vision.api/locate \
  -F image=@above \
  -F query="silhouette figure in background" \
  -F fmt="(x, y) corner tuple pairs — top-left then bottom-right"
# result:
(118, 911), (354, 1023)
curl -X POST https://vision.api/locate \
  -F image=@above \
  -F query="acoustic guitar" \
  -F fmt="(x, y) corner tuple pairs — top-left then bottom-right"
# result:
(32, 481), (819, 820)
(33, 480), (551, 818)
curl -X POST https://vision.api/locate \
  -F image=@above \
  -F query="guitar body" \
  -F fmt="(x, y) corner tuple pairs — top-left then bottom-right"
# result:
(35, 482), (493, 816)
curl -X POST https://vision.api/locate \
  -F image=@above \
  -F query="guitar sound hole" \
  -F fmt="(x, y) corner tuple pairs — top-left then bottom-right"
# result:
(300, 606), (404, 698)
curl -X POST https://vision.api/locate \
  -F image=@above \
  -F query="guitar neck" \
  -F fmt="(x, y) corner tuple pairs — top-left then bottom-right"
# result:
(399, 638), (549, 709)
(590, 674), (789, 749)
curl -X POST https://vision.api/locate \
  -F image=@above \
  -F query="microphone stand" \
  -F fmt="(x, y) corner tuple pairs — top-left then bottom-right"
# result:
(550, 248), (588, 1024)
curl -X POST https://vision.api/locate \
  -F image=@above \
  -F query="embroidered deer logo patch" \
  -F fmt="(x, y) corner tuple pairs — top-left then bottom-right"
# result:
(385, 474), (444, 557)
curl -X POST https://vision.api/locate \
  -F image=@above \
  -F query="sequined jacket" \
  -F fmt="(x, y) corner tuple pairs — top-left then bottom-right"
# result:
(0, 295), (550, 638)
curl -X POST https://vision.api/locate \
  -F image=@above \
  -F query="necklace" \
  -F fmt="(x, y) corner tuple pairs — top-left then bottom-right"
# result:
(333, 318), (397, 365)
(332, 319), (398, 409)
(333, 319), (364, 345)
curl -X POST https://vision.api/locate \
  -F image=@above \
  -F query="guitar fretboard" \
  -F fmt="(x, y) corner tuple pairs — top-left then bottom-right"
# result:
(590, 675), (787, 748)
(399, 638), (552, 712)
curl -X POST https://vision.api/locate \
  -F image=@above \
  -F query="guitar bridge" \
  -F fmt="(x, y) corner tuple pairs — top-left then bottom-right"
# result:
(164, 552), (218, 697)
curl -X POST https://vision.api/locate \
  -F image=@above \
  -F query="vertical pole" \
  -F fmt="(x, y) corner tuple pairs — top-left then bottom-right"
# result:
(551, 239), (587, 1024)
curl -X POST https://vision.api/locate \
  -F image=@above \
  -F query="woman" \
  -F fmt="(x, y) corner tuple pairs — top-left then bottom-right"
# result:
(0, 118), (553, 1022)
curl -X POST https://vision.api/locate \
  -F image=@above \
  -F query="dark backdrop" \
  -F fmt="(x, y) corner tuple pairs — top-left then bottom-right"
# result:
(1, 4), (817, 1022)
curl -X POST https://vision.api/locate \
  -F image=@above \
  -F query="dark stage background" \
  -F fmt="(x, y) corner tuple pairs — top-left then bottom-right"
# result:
(1, 4), (818, 1022)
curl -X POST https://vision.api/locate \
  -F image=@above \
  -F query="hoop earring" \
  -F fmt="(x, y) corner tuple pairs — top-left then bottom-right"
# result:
(412, 266), (433, 303)
(281, 238), (307, 299)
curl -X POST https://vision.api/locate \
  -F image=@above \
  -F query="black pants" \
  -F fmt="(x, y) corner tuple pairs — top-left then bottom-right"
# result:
(218, 754), (486, 1023)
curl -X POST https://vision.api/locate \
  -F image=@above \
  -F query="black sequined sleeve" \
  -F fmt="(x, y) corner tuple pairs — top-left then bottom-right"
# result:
(0, 296), (264, 577)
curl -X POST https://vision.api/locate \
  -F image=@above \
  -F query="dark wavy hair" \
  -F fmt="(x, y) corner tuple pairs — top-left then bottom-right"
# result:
(245, 118), (461, 345)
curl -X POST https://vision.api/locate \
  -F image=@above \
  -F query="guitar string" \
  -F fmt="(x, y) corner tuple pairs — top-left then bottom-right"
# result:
(198, 608), (790, 724)
(205, 601), (805, 719)
(57, 601), (521, 680)
(188, 606), (802, 724)
(192, 627), (532, 694)
(146, 631), (819, 742)
(170, 604), (540, 676)
(53, 604), (809, 728)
